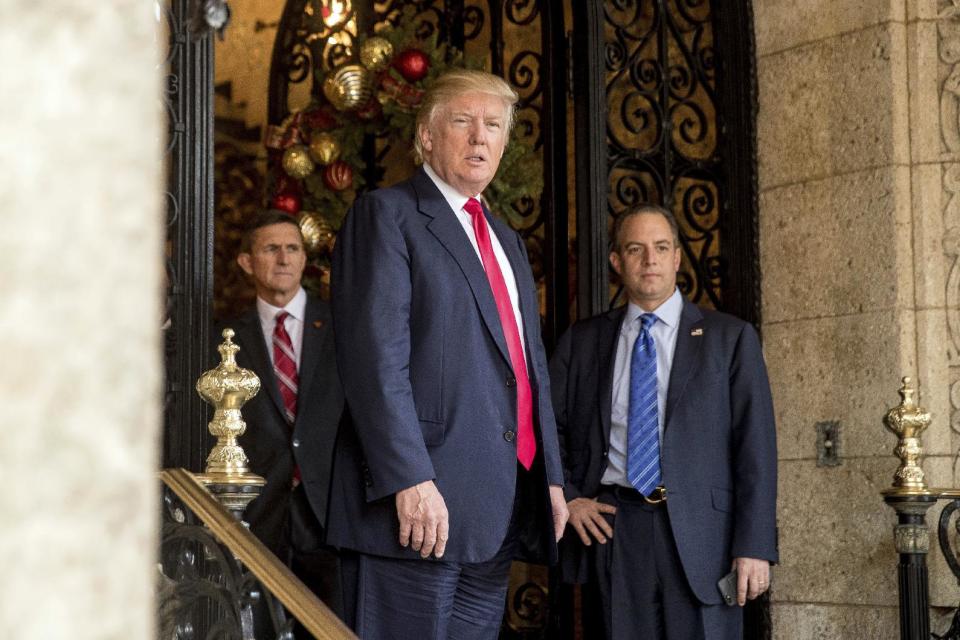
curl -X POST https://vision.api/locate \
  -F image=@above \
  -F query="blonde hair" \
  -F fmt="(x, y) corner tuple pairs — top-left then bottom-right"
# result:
(413, 69), (519, 163)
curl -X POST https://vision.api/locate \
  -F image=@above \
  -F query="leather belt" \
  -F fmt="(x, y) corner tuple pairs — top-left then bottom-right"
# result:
(643, 485), (667, 504)
(606, 484), (667, 505)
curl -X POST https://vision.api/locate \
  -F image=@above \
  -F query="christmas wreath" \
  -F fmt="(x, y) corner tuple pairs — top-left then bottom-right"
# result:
(263, 9), (543, 279)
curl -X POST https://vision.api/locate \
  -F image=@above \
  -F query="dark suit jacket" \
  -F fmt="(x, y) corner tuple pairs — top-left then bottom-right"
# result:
(549, 300), (778, 605)
(221, 295), (344, 557)
(328, 167), (564, 564)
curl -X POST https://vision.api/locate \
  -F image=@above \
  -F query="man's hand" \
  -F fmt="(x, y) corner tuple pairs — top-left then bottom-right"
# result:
(549, 485), (570, 542)
(396, 480), (449, 559)
(733, 557), (770, 606)
(566, 497), (617, 546)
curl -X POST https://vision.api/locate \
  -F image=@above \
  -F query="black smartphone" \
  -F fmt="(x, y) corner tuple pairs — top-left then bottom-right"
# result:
(717, 569), (738, 606)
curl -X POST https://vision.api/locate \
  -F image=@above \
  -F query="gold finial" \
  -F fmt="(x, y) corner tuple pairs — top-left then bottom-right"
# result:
(883, 377), (932, 495)
(194, 328), (265, 515)
(217, 328), (240, 366)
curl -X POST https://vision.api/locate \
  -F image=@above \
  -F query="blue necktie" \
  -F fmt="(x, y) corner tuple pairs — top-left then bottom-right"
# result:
(627, 313), (661, 495)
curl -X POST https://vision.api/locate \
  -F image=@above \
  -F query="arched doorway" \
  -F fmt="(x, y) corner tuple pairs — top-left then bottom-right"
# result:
(163, 0), (766, 637)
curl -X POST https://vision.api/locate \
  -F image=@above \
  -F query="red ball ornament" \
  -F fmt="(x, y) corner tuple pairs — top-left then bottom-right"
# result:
(394, 48), (430, 83)
(272, 192), (302, 215)
(323, 160), (354, 192)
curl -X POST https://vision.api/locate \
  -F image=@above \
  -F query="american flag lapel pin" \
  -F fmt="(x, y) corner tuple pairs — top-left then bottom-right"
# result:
(691, 327), (703, 336)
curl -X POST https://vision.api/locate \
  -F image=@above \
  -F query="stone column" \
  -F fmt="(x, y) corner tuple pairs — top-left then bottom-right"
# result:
(0, 3), (162, 638)
(754, 0), (952, 636)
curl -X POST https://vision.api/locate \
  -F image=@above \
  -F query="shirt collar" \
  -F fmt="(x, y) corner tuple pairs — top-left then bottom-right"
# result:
(256, 286), (307, 326)
(624, 288), (683, 329)
(423, 162), (479, 215)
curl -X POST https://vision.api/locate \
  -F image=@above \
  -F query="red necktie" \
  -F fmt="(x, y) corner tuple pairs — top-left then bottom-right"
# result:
(272, 311), (299, 424)
(273, 311), (301, 485)
(464, 197), (536, 470)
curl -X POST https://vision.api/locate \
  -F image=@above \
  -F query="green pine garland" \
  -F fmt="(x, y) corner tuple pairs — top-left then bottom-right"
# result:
(269, 6), (543, 270)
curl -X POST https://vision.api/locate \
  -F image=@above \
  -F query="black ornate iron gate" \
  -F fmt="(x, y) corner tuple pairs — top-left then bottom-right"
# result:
(266, 0), (570, 348)
(263, 0), (759, 333)
(573, 0), (760, 326)
(166, 0), (764, 637)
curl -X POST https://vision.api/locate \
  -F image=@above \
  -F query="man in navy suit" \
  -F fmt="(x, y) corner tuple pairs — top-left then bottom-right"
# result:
(549, 204), (778, 639)
(329, 69), (569, 639)
(224, 210), (343, 615)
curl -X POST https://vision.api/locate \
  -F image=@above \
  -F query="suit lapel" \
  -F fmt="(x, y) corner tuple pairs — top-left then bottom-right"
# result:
(234, 310), (287, 419)
(414, 170), (513, 367)
(296, 296), (329, 418)
(665, 300), (704, 428)
(598, 307), (626, 443)
(486, 210), (538, 366)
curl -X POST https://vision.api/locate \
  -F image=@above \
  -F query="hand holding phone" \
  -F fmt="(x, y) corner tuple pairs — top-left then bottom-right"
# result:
(717, 569), (738, 606)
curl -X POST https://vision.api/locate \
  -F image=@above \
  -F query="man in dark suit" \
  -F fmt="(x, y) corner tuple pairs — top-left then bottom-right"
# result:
(329, 69), (569, 639)
(225, 209), (343, 615)
(549, 204), (778, 639)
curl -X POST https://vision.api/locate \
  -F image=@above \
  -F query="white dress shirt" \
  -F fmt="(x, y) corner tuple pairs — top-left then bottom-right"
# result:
(601, 288), (683, 488)
(422, 163), (526, 353)
(256, 286), (307, 370)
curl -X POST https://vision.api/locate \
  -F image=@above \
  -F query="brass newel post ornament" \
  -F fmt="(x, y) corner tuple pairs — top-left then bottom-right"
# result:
(883, 377), (932, 496)
(882, 377), (935, 640)
(194, 328), (266, 518)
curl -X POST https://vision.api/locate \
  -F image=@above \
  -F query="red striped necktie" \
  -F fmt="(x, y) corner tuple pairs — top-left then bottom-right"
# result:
(272, 310), (299, 424)
(464, 197), (536, 470)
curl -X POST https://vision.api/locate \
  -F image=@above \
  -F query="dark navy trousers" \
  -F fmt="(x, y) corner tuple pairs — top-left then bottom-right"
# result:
(594, 486), (742, 640)
(339, 474), (528, 640)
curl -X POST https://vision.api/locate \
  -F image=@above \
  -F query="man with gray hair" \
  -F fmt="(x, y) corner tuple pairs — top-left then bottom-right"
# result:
(329, 69), (569, 638)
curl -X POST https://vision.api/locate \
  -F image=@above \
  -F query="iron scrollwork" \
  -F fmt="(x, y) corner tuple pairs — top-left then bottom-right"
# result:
(939, 500), (960, 575)
(267, 0), (360, 127)
(934, 499), (960, 639)
(159, 486), (295, 639)
(464, 0), (547, 238)
(375, 1), (447, 42)
(604, 0), (723, 309)
(265, 0), (563, 342)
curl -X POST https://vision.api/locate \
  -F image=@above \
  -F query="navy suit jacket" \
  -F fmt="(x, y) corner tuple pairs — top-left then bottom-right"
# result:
(549, 300), (778, 604)
(328, 167), (564, 564)
(221, 295), (344, 556)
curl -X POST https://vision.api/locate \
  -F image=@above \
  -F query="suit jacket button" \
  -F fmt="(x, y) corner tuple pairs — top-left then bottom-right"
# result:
(506, 376), (516, 387)
(503, 430), (516, 442)
(292, 438), (300, 448)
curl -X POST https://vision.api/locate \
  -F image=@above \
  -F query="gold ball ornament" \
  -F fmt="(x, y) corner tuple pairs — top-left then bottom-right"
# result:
(360, 37), (395, 72)
(323, 64), (374, 112)
(308, 132), (341, 165)
(281, 144), (315, 179)
(298, 211), (336, 254)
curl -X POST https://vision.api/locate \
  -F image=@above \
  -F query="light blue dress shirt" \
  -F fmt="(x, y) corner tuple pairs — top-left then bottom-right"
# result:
(601, 288), (683, 488)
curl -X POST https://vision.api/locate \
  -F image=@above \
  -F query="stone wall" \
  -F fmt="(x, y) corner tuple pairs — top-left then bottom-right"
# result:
(0, 2), (162, 638)
(754, 0), (955, 636)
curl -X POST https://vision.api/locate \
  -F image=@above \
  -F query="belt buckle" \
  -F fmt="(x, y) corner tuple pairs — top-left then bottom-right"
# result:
(643, 485), (666, 504)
